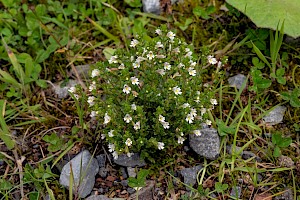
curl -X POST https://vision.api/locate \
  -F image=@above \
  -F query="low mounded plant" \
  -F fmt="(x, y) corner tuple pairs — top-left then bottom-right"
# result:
(70, 25), (224, 162)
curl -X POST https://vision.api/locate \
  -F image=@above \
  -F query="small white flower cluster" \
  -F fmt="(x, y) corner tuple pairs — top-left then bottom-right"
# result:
(85, 26), (222, 160)
(158, 115), (170, 129)
(68, 86), (79, 99)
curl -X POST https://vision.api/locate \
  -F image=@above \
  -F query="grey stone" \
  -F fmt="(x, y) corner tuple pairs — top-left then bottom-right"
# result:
(120, 180), (128, 187)
(228, 74), (247, 89)
(274, 188), (293, 200)
(127, 188), (136, 194)
(96, 154), (106, 168)
(114, 153), (146, 167)
(142, 0), (161, 14)
(242, 151), (262, 162)
(189, 128), (220, 160)
(59, 150), (99, 198)
(230, 186), (242, 198)
(85, 195), (111, 200)
(53, 79), (78, 99)
(73, 64), (91, 78)
(180, 165), (202, 190)
(120, 167), (128, 179)
(130, 180), (155, 200)
(142, 0), (182, 14)
(98, 167), (108, 178)
(263, 106), (286, 125)
(127, 167), (137, 178)
(226, 145), (243, 156)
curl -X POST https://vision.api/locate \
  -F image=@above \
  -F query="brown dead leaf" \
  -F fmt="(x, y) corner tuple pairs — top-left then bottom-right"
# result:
(254, 193), (272, 200)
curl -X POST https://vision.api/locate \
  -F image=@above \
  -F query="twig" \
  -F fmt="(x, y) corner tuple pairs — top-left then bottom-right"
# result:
(12, 149), (25, 199)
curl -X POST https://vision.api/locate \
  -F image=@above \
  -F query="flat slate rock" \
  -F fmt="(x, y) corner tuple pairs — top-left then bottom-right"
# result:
(53, 79), (78, 99)
(59, 150), (99, 198)
(189, 128), (220, 160)
(85, 195), (111, 200)
(263, 106), (286, 125)
(180, 165), (202, 190)
(130, 180), (155, 200)
(228, 74), (247, 89)
(113, 153), (146, 167)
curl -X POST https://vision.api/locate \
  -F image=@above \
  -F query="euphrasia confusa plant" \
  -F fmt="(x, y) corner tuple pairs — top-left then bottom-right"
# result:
(70, 25), (224, 162)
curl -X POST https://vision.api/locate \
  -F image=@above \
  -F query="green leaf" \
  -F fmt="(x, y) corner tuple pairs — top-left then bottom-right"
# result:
(251, 42), (271, 68)
(272, 133), (281, 145)
(128, 169), (149, 188)
(215, 182), (228, 193)
(280, 91), (291, 100)
(273, 146), (281, 157)
(216, 119), (236, 136)
(278, 137), (292, 148)
(226, 0), (300, 38)
(124, 0), (142, 7)
(0, 178), (13, 191)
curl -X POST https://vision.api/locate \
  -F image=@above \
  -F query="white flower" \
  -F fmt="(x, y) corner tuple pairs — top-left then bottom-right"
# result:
(155, 29), (162, 35)
(155, 41), (164, 48)
(157, 142), (165, 150)
(108, 143), (115, 152)
(112, 151), (118, 160)
(108, 130), (114, 137)
(101, 134), (106, 140)
(208, 55), (217, 65)
(190, 61), (197, 67)
(133, 62), (140, 68)
(200, 108), (207, 115)
(104, 112), (111, 124)
(158, 115), (165, 122)
(182, 103), (190, 108)
(108, 55), (118, 64)
(186, 114), (194, 124)
(210, 98), (218, 105)
(205, 119), (212, 126)
(193, 130), (201, 136)
(188, 67), (196, 76)
(87, 96), (95, 106)
(74, 94), (79, 99)
(185, 48), (191, 52)
(89, 83), (96, 92)
(125, 138), (132, 147)
(131, 103), (137, 110)
(172, 47), (180, 54)
(172, 86), (182, 95)
(185, 51), (192, 58)
(130, 39), (139, 47)
(130, 77), (139, 85)
(164, 62), (171, 70)
(178, 136), (185, 144)
(68, 86), (76, 93)
(217, 61), (222, 69)
(190, 108), (197, 117)
(162, 121), (170, 129)
(124, 114), (132, 123)
(90, 111), (98, 118)
(136, 56), (145, 63)
(167, 31), (175, 40)
(91, 69), (100, 78)
(146, 51), (155, 60)
(118, 63), (125, 69)
(123, 84), (131, 94)
(156, 69), (166, 76)
(133, 121), (141, 130)
(178, 63), (185, 68)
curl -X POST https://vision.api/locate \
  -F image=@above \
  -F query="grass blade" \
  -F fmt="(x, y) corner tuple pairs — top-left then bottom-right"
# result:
(0, 100), (15, 150)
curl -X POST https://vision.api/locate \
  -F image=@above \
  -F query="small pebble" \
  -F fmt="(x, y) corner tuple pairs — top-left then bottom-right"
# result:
(98, 167), (108, 178)
(96, 154), (106, 168)
(121, 180), (128, 187)
(127, 188), (136, 194)
(127, 167), (137, 178)
(120, 167), (128, 179)
(98, 188), (104, 193)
